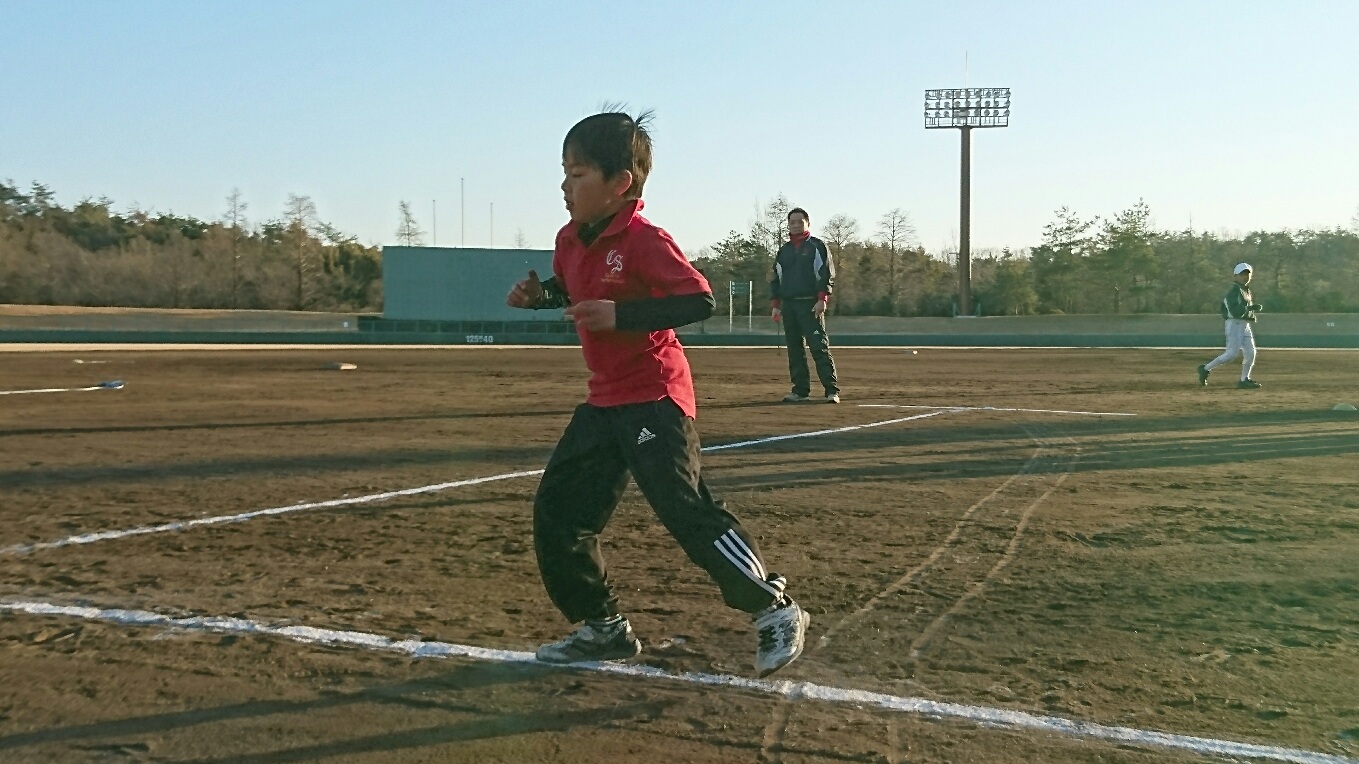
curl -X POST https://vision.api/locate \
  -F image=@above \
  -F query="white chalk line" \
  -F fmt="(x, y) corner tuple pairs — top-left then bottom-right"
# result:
(0, 471), (545, 556)
(0, 600), (1349, 764)
(0, 382), (123, 396)
(859, 403), (1137, 417)
(701, 410), (951, 452)
(0, 411), (952, 557)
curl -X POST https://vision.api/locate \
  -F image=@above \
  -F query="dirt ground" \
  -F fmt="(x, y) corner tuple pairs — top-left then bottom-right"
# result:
(1, 346), (1356, 763)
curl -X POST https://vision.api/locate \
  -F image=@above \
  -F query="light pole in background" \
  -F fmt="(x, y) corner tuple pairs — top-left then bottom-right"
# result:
(925, 87), (1010, 317)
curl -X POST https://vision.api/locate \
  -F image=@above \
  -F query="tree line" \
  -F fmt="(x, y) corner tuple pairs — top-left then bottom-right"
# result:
(0, 182), (382, 311)
(4, 180), (1356, 316)
(692, 196), (1359, 316)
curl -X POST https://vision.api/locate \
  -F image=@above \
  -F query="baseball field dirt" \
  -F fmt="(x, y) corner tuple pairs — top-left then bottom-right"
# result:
(1, 346), (1356, 763)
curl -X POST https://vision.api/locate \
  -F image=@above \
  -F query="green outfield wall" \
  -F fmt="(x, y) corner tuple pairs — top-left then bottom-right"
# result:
(1, 308), (1355, 347)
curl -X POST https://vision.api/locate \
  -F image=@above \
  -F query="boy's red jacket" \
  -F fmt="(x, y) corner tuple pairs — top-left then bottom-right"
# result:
(553, 199), (709, 418)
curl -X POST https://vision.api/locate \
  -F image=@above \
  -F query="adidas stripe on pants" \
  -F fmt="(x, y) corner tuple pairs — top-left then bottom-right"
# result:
(533, 399), (784, 623)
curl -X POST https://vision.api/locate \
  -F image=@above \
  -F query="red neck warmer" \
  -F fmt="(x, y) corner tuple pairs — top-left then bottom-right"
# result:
(789, 230), (810, 245)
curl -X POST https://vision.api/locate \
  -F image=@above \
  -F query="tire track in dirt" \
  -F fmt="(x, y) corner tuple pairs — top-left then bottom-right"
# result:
(759, 423), (1079, 763)
(904, 430), (1079, 667)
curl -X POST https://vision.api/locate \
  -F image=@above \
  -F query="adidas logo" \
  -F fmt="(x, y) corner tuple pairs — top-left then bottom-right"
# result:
(636, 427), (657, 445)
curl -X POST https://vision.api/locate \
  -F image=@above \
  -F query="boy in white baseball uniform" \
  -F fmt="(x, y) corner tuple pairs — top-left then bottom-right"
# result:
(1198, 262), (1263, 389)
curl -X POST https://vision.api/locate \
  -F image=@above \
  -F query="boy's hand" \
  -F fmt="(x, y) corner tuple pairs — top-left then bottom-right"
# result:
(1250, 303), (1263, 312)
(564, 300), (616, 332)
(812, 299), (827, 319)
(507, 270), (544, 308)
(771, 308), (781, 322)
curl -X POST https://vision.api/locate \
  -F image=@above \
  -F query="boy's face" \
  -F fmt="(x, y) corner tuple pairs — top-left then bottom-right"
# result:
(561, 150), (632, 225)
(787, 213), (808, 236)
(1235, 270), (1252, 285)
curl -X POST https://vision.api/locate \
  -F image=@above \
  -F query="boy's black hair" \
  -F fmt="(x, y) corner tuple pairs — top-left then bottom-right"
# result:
(563, 110), (654, 200)
(788, 207), (810, 222)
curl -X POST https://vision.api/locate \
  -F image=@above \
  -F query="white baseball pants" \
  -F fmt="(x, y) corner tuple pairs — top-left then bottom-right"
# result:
(1205, 318), (1256, 381)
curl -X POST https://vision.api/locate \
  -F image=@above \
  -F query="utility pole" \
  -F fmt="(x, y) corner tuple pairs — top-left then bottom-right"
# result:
(490, 202), (494, 248)
(460, 178), (465, 247)
(432, 200), (437, 246)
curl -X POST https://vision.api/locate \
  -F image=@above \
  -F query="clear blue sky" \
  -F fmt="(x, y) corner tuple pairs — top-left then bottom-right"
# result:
(4, 1), (1357, 255)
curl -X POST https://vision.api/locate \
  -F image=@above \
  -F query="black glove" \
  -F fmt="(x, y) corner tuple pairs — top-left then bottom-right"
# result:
(1250, 303), (1263, 312)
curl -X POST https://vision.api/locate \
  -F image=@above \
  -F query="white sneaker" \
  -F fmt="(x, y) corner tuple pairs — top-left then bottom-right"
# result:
(824, 393), (841, 404)
(536, 618), (642, 664)
(753, 597), (809, 678)
(782, 393), (809, 403)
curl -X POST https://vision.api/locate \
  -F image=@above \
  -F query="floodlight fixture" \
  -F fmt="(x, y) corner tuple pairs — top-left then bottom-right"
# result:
(925, 88), (1011, 129)
(925, 87), (1011, 316)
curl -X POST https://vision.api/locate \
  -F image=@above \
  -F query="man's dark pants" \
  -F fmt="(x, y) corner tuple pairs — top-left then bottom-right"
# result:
(781, 297), (839, 398)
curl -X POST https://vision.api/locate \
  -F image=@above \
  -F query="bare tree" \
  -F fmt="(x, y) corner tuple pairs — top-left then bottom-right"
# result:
(513, 229), (529, 249)
(285, 194), (319, 310)
(395, 200), (425, 246)
(751, 194), (791, 256)
(876, 208), (919, 315)
(223, 188), (248, 308)
(821, 214), (860, 254)
(817, 214), (861, 316)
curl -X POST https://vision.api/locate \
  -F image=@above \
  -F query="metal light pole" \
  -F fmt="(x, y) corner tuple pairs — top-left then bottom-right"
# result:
(925, 87), (1010, 317)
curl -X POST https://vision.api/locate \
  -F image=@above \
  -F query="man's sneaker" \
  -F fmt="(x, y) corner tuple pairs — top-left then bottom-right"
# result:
(753, 597), (809, 678)
(824, 393), (841, 404)
(536, 618), (642, 664)
(782, 393), (809, 403)
(1197, 364), (1210, 387)
(1238, 379), (1263, 389)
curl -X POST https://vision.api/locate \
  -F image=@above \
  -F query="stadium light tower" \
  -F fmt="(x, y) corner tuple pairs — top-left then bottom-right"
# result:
(925, 87), (1010, 317)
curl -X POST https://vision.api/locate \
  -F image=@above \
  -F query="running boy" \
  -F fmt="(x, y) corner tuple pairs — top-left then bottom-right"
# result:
(1197, 262), (1263, 389)
(506, 111), (809, 677)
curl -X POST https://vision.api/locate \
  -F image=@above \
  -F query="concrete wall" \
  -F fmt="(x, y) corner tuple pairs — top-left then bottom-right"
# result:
(381, 246), (560, 322)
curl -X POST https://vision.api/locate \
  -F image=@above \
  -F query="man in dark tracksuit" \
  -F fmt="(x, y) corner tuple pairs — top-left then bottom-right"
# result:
(771, 207), (840, 403)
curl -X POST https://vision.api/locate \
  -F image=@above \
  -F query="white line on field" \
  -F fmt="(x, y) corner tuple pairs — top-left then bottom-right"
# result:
(859, 403), (1136, 417)
(0, 411), (952, 556)
(701, 410), (951, 452)
(0, 471), (546, 556)
(0, 600), (1349, 764)
(0, 382), (123, 396)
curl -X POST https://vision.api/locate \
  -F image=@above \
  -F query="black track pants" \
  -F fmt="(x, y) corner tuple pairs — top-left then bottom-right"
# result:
(533, 399), (784, 623)
(781, 297), (839, 397)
